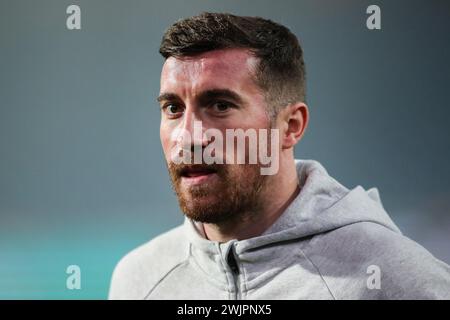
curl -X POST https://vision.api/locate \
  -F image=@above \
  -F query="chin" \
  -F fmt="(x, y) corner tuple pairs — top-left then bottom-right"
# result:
(187, 197), (218, 211)
(181, 199), (226, 222)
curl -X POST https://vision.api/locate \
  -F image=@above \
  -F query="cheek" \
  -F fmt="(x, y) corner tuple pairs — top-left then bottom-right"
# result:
(238, 106), (271, 130)
(160, 124), (173, 159)
(253, 109), (272, 128)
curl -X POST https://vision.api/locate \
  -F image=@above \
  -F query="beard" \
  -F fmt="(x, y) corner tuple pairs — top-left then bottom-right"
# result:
(167, 161), (268, 224)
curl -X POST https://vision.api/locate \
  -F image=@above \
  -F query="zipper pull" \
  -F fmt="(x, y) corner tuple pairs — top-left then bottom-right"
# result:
(226, 249), (239, 274)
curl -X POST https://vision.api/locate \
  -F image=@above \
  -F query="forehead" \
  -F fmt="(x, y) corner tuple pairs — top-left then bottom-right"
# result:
(160, 49), (260, 94)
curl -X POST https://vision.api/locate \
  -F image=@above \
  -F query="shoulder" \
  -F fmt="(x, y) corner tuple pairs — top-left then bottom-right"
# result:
(304, 221), (450, 299)
(108, 224), (189, 300)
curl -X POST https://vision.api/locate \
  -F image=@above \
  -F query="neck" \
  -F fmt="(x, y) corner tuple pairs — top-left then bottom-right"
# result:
(203, 158), (300, 242)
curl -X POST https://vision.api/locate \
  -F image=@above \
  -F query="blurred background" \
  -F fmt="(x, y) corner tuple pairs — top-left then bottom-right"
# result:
(0, 0), (449, 299)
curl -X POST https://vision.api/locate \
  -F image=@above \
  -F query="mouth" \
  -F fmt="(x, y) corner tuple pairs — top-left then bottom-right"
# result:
(179, 165), (219, 185)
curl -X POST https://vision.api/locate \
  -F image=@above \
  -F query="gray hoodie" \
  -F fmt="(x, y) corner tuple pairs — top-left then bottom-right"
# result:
(109, 159), (450, 299)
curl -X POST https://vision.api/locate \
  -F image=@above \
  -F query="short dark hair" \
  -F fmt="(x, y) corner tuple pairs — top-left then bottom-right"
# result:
(159, 12), (306, 117)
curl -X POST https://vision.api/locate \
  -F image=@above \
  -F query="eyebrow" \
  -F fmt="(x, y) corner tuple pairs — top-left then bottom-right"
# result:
(157, 89), (244, 106)
(157, 93), (181, 103)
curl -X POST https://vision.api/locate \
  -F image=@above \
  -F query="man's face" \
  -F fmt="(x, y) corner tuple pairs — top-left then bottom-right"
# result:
(159, 49), (274, 224)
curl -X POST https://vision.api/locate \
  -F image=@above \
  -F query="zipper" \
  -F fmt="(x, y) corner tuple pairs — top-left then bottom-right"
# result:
(226, 248), (241, 300)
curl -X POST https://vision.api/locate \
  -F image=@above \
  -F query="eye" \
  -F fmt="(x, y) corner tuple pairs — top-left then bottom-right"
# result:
(211, 101), (234, 113)
(163, 103), (184, 118)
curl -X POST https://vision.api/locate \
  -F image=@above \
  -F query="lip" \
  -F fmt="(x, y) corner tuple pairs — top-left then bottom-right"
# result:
(181, 172), (218, 186)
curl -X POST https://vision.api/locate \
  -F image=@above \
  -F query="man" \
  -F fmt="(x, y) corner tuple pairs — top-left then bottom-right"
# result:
(109, 12), (450, 299)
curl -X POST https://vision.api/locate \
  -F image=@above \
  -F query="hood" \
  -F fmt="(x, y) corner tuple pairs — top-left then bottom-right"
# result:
(184, 158), (401, 255)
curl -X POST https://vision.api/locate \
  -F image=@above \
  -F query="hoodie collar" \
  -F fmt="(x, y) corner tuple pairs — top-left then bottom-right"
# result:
(184, 159), (401, 267)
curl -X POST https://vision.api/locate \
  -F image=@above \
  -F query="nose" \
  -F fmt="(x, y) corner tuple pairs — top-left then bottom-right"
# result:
(176, 107), (209, 152)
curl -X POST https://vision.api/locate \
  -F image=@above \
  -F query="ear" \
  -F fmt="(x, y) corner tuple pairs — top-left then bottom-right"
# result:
(277, 102), (309, 149)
